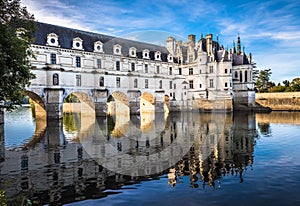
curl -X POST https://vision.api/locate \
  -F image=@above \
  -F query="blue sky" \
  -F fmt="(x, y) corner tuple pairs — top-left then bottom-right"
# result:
(21, 0), (300, 83)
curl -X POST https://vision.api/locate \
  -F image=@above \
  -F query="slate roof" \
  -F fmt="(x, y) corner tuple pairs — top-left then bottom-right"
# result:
(232, 53), (250, 66)
(33, 22), (171, 62)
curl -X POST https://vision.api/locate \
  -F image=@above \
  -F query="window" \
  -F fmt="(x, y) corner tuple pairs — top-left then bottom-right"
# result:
(143, 50), (149, 59)
(169, 81), (172, 89)
(50, 53), (56, 64)
(134, 79), (138, 88)
(179, 68), (182, 75)
(169, 67), (172, 75)
(145, 64), (148, 73)
(240, 71), (243, 82)
(189, 68), (193, 75)
(245, 70), (248, 82)
(99, 76), (104, 87)
(199, 84), (202, 88)
(76, 56), (81, 67)
(225, 68), (228, 74)
(189, 80), (194, 89)
(131, 62), (135, 71)
(76, 75), (81, 86)
(72, 37), (83, 50)
(199, 69), (202, 74)
(209, 79), (214, 88)
(116, 77), (120, 88)
(209, 66), (213, 73)
(156, 66), (160, 74)
(97, 59), (101, 69)
(159, 80), (162, 89)
(53, 73), (59, 85)
(225, 82), (228, 87)
(94, 41), (103, 52)
(145, 79), (148, 88)
(174, 84), (176, 89)
(235, 71), (238, 78)
(116, 61), (120, 71)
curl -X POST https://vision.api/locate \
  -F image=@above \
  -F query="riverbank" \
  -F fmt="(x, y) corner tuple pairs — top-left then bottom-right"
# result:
(256, 92), (300, 111)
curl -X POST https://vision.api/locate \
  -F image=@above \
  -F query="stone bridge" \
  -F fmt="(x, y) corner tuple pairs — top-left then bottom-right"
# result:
(23, 83), (171, 121)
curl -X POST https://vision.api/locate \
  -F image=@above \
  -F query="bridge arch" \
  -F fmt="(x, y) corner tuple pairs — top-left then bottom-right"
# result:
(23, 90), (46, 119)
(107, 91), (130, 138)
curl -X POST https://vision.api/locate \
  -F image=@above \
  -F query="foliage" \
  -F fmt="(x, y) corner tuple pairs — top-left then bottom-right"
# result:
(0, 0), (36, 109)
(267, 77), (300, 92)
(64, 94), (80, 103)
(0, 190), (6, 206)
(254, 69), (272, 93)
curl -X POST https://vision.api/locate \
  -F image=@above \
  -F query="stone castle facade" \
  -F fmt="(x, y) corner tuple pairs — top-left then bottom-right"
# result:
(28, 22), (255, 116)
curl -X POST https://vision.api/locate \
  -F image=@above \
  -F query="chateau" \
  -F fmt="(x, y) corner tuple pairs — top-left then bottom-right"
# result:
(27, 22), (255, 118)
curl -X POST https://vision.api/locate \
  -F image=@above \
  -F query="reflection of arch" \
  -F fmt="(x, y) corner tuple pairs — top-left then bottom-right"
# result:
(140, 92), (155, 129)
(107, 91), (130, 137)
(21, 90), (47, 147)
(164, 94), (170, 114)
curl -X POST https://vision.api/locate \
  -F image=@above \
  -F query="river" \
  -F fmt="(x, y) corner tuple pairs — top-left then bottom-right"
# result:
(0, 108), (300, 205)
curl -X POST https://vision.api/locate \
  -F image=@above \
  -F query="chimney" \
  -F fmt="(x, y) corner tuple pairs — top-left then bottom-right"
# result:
(206, 34), (213, 55)
(188, 34), (196, 44)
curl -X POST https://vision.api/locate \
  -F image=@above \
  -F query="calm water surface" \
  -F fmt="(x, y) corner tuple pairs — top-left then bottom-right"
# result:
(1, 108), (300, 206)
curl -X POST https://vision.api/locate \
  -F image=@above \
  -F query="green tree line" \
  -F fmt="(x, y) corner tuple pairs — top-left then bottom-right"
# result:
(254, 69), (300, 93)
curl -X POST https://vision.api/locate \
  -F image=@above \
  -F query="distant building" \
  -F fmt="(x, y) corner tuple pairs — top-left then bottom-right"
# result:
(28, 22), (255, 115)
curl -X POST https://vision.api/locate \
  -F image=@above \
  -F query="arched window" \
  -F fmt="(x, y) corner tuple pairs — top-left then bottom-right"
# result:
(53, 73), (59, 85)
(99, 76), (104, 87)
(240, 71), (243, 82)
(245, 70), (248, 82)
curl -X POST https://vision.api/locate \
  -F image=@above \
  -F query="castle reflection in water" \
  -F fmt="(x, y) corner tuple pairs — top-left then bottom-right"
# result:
(0, 111), (257, 205)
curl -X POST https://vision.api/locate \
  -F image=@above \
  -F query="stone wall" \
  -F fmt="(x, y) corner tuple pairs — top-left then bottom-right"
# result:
(256, 92), (300, 111)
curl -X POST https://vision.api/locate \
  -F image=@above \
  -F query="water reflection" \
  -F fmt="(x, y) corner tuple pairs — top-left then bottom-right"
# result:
(1, 110), (259, 205)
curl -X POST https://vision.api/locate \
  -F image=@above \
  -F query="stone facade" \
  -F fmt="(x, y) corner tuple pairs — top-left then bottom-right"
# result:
(26, 22), (255, 119)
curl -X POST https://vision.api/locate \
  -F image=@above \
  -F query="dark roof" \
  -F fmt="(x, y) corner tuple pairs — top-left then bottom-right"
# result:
(232, 53), (250, 66)
(33, 22), (170, 61)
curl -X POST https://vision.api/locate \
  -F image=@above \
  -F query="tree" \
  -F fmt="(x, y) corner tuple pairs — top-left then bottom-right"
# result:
(254, 69), (272, 93)
(290, 78), (300, 91)
(0, 0), (36, 109)
(283, 80), (290, 87)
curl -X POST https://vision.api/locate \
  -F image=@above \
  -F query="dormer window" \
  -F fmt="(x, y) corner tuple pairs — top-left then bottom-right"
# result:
(47, 33), (59, 47)
(168, 54), (173, 62)
(129, 47), (136, 57)
(113, 44), (122, 55)
(155, 51), (161, 61)
(94, 41), (103, 53)
(143, 49), (150, 59)
(72, 37), (83, 50)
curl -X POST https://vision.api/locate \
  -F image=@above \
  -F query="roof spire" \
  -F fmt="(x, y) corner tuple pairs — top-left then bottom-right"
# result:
(233, 40), (236, 53)
(237, 34), (241, 55)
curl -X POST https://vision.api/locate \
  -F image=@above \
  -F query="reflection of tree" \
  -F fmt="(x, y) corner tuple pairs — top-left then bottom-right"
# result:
(107, 115), (115, 134)
(258, 123), (271, 136)
(63, 112), (81, 132)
